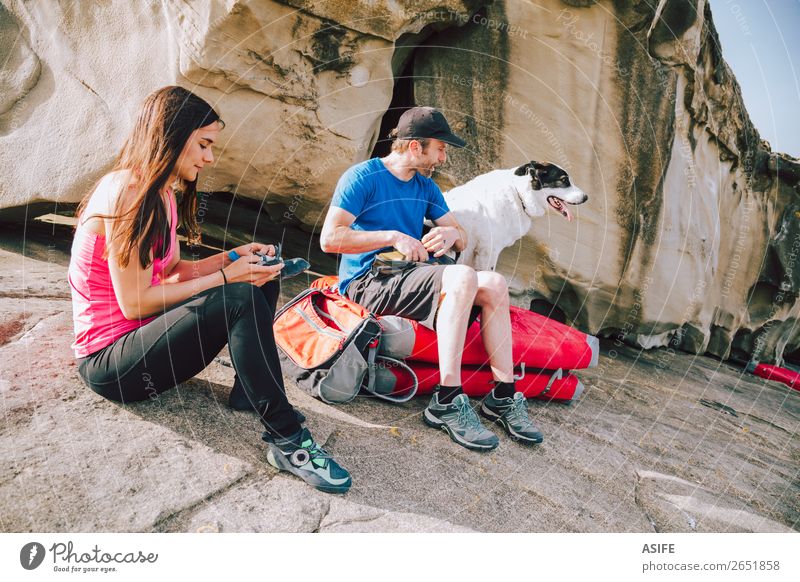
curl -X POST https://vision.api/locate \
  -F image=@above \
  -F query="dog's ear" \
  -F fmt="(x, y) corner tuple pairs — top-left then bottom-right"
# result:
(529, 162), (555, 190)
(515, 161), (545, 176)
(513, 162), (534, 176)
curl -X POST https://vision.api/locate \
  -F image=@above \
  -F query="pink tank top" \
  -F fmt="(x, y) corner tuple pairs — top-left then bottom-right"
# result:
(69, 190), (178, 358)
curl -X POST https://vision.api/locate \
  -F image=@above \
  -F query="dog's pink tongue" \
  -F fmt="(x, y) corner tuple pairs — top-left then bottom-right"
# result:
(548, 197), (573, 222)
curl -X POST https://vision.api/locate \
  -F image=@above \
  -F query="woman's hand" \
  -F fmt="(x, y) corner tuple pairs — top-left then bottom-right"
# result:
(223, 253), (283, 286)
(230, 242), (277, 261)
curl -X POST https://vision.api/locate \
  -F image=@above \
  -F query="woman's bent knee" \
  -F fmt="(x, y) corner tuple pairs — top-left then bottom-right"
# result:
(219, 282), (271, 313)
(220, 282), (257, 304)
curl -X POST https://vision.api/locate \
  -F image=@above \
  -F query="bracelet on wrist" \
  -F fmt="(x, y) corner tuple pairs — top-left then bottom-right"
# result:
(219, 268), (227, 285)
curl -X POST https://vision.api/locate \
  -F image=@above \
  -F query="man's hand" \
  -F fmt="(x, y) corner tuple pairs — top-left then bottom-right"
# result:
(394, 232), (429, 262)
(422, 226), (460, 258)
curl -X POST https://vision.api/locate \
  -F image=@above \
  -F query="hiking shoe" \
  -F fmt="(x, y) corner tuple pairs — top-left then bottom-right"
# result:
(480, 390), (544, 444)
(423, 393), (499, 451)
(263, 428), (351, 494)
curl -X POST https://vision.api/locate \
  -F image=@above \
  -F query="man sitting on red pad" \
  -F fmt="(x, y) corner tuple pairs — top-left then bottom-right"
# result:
(320, 107), (543, 450)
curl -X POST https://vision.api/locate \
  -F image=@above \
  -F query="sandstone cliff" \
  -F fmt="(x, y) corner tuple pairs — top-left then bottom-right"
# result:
(1, 0), (798, 363)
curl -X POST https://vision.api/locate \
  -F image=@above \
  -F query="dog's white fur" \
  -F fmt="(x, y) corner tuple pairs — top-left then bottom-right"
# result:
(442, 167), (587, 271)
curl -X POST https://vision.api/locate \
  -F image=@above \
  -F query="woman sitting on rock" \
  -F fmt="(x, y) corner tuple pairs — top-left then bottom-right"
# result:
(68, 85), (351, 494)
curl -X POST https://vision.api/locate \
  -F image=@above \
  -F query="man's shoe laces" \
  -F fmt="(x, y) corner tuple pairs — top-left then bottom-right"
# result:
(454, 397), (483, 431)
(506, 396), (535, 428)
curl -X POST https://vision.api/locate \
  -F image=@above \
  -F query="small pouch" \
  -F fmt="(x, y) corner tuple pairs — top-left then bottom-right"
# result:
(372, 251), (456, 276)
(280, 258), (311, 278)
(373, 251), (417, 276)
(255, 242), (311, 279)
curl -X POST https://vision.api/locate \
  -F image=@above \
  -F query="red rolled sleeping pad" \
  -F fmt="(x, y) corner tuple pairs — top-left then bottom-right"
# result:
(746, 361), (800, 392)
(310, 276), (597, 402)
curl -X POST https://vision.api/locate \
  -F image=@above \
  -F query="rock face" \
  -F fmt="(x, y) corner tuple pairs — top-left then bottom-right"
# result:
(0, 0), (479, 217)
(415, 0), (800, 364)
(1, 0), (799, 363)
(0, 1), (175, 207)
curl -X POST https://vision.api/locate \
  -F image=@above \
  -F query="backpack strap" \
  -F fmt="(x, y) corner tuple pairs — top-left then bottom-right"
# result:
(364, 338), (379, 394)
(362, 355), (418, 403)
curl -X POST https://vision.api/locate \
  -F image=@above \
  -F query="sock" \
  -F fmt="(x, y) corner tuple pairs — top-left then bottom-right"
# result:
(493, 381), (516, 399)
(436, 384), (463, 404)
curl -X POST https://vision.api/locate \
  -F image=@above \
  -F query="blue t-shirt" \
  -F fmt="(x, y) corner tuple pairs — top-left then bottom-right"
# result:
(331, 157), (450, 294)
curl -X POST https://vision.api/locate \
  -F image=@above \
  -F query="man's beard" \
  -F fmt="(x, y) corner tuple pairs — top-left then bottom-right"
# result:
(417, 164), (436, 177)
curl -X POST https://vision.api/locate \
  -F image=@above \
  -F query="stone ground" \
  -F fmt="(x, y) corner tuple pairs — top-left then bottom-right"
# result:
(0, 201), (798, 533)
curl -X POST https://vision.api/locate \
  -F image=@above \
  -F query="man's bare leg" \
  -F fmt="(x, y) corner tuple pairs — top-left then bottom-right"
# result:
(475, 271), (514, 382)
(425, 265), (500, 452)
(435, 265), (478, 385)
(473, 271), (544, 443)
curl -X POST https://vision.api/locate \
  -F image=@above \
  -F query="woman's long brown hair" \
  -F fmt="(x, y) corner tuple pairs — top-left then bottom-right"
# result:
(76, 86), (223, 269)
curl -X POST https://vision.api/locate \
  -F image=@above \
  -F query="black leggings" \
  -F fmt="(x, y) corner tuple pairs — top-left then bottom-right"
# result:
(77, 281), (300, 438)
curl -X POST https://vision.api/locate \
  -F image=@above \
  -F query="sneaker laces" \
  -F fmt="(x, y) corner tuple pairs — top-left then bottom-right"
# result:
(270, 431), (331, 469)
(506, 396), (535, 428)
(299, 436), (331, 469)
(454, 397), (484, 431)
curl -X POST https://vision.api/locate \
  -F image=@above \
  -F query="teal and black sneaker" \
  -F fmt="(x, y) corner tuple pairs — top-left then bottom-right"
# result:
(263, 428), (352, 494)
(480, 390), (544, 444)
(423, 393), (499, 451)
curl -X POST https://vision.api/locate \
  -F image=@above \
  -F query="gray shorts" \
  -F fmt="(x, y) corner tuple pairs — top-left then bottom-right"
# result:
(345, 263), (480, 330)
(346, 264), (447, 330)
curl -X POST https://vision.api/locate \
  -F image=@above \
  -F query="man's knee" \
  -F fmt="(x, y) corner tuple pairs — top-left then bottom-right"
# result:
(476, 271), (509, 306)
(441, 265), (478, 298)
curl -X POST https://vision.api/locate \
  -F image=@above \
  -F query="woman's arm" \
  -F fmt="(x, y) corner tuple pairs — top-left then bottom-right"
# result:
(106, 220), (281, 320)
(165, 243), (278, 282)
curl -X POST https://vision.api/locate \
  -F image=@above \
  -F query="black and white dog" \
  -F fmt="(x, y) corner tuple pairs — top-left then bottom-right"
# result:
(443, 161), (588, 271)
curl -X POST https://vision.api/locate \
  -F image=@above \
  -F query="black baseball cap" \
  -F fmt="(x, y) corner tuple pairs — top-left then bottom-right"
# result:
(395, 107), (466, 148)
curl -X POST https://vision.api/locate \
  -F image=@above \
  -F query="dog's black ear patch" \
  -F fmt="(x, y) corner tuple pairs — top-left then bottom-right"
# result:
(534, 162), (573, 189)
(531, 162), (554, 190)
(514, 163), (534, 176)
